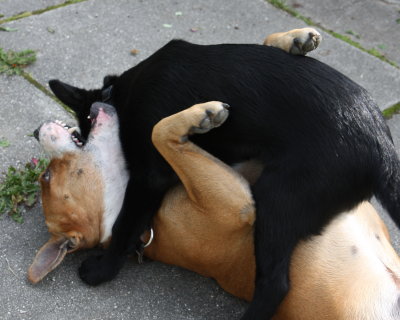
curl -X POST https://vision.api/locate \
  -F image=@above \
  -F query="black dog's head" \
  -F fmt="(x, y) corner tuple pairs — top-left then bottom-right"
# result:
(49, 75), (118, 139)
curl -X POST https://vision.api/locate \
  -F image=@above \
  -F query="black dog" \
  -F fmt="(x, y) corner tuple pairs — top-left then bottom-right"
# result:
(49, 40), (400, 319)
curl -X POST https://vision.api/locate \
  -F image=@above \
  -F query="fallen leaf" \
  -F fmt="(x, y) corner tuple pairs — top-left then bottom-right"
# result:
(130, 49), (139, 56)
(292, 2), (303, 8)
(163, 24), (172, 28)
(175, 11), (183, 16)
(0, 26), (18, 32)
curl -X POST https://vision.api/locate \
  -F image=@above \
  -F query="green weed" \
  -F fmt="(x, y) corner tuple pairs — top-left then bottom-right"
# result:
(0, 48), (36, 75)
(345, 30), (361, 39)
(382, 102), (400, 119)
(0, 139), (10, 147)
(0, 158), (48, 223)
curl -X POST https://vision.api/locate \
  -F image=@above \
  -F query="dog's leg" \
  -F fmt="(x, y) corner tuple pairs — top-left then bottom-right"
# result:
(242, 166), (330, 320)
(78, 102), (249, 286)
(264, 28), (321, 55)
(151, 101), (255, 225)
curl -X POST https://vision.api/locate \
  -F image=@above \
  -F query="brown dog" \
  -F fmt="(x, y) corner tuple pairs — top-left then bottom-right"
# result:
(29, 30), (400, 319)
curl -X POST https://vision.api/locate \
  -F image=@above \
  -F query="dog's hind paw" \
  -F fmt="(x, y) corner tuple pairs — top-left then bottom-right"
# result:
(79, 254), (124, 286)
(290, 28), (321, 55)
(264, 28), (321, 55)
(188, 101), (230, 135)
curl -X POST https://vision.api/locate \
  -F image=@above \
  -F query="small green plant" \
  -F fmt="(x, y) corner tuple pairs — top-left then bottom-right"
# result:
(0, 47), (36, 75)
(0, 139), (10, 147)
(0, 26), (18, 31)
(382, 101), (400, 119)
(345, 30), (361, 39)
(0, 158), (48, 223)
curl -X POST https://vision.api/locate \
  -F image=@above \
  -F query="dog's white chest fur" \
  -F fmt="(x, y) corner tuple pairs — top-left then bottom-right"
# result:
(88, 127), (129, 243)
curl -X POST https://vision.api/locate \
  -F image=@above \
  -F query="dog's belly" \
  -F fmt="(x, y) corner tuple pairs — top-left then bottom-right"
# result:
(144, 184), (256, 301)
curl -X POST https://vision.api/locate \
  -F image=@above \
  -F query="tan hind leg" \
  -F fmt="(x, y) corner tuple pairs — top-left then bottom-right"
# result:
(264, 27), (321, 55)
(151, 101), (255, 226)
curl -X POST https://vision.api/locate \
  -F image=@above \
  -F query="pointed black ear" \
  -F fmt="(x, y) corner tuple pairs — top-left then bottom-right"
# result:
(103, 75), (118, 87)
(49, 79), (89, 113)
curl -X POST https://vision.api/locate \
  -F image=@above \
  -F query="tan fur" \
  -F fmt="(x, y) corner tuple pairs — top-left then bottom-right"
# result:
(146, 104), (400, 320)
(264, 27), (321, 55)
(40, 153), (104, 249)
(148, 103), (256, 300)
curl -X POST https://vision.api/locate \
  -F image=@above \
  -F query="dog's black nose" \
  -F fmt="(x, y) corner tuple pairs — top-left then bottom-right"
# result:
(33, 127), (40, 141)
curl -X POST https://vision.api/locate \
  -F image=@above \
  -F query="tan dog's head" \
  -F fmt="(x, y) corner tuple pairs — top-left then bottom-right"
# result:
(29, 102), (128, 283)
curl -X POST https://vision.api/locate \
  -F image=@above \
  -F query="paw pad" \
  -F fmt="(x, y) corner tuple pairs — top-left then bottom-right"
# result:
(189, 102), (230, 135)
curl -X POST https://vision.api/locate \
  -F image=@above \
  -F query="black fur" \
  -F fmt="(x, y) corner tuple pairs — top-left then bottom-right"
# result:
(49, 40), (400, 319)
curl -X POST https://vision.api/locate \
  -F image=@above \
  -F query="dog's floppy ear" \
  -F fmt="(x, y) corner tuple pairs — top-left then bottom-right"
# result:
(28, 236), (71, 284)
(49, 79), (89, 113)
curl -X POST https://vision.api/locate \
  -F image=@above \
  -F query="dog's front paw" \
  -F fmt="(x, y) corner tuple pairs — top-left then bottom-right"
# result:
(289, 28), (321, 55)
(79, 254), (122, 286)
(188, 101), (230, 135)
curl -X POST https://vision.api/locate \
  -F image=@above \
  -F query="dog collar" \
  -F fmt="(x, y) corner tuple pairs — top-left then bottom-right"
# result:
(143, 227), (154, 248)
(136, 227), (154, 264)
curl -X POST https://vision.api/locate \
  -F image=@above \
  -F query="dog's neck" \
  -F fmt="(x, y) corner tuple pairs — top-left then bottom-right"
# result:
(86, 121), (129, 243)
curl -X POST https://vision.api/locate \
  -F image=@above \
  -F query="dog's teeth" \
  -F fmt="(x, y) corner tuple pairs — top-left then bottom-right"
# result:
(77, 142), (83, 146)
(68, 127), (79, 134)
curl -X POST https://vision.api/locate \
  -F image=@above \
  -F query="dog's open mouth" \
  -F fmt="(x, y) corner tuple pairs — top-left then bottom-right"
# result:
(54, 120), (86, 147)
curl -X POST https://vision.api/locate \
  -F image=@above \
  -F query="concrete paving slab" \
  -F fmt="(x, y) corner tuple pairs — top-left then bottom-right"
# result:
(285, 0), (400, 66)
(0, 75), (73, 173)
(0, 0), (65, 18)
(1, 0), (400, 109)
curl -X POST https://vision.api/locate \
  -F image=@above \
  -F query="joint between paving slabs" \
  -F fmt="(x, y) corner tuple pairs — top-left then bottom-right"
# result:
(0, 0), (88, 25)
(21, 72), (75, 115)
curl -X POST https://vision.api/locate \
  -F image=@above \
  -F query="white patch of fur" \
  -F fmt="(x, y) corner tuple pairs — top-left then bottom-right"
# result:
(315, 206), (400, 319)
(85, 118), (129, 243)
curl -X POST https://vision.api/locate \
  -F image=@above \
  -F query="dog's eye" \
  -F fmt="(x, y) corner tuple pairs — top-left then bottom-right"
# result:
(41, 168), (51, 182)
